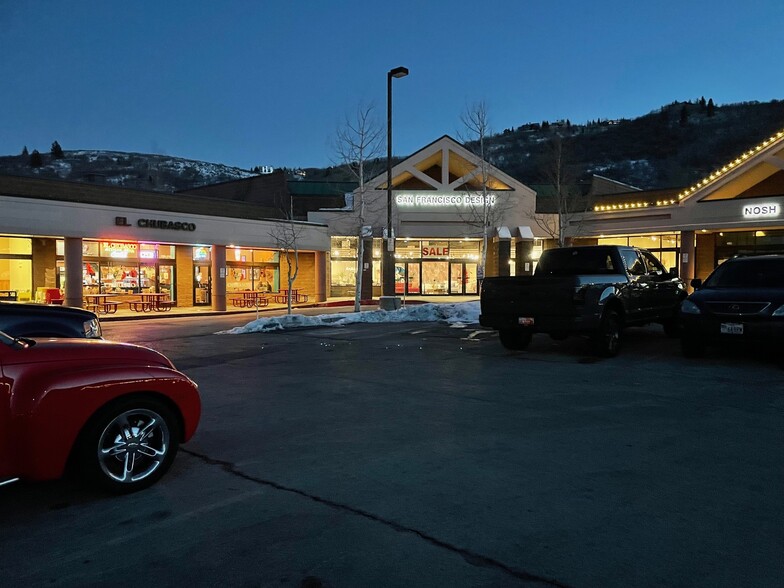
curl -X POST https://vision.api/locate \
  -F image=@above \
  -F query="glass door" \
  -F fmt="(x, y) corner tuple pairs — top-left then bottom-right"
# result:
(194, 265), (211, 306)
(158, 264), (175, 301)
(449, 263), (478, 295)
(395, 262), (421, 294)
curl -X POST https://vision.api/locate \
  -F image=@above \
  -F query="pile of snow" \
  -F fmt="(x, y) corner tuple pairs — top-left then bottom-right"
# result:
(218, 301), (480, 335)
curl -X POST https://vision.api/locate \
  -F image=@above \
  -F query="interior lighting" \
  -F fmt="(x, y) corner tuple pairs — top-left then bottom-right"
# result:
(756, 230), (767, 237)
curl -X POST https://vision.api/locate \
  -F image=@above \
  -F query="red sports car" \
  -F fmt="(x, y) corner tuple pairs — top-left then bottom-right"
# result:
(0, 331), (200, 493)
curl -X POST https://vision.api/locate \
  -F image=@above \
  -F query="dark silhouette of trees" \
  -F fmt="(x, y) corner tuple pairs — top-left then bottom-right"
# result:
(51, 140), (64, 159)
(21, 146), (28, 156)
(707, 98), (716, 117)
(679, 104), (689, 127)
(29, 149), (42, 167)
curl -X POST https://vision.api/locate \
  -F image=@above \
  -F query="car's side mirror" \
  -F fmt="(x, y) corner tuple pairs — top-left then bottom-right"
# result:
(690, 278), (702, 289)
(668, 267), (679, 278)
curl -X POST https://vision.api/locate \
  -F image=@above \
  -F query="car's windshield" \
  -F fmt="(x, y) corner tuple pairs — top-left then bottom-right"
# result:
(535, 247), (619, 276)
(703, 258), (784, 288)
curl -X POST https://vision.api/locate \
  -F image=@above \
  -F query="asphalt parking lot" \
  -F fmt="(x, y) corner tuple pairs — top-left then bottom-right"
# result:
(1, 315), (783, 587)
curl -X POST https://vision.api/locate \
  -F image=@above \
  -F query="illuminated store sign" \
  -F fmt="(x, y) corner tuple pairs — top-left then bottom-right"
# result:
(395, 194), (496, 207)
(115, 216), (197, 231)
(742, 203), (779, 219)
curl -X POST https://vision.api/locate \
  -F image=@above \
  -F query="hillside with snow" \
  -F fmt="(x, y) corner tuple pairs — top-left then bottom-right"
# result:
(0, 150), (256, 193)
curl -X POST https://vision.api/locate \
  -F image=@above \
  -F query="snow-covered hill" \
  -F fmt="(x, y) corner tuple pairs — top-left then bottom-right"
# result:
(0, 150), (256, 192)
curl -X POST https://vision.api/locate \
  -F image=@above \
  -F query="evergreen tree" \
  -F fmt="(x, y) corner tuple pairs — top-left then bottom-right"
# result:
(21, 146), (28, 156)
(51, 140), (64, 159)
(707, 98), (716, 117)
(698, 96), (707, 111)
(29, 149), (43, 167)
(679, 104), (689, 127)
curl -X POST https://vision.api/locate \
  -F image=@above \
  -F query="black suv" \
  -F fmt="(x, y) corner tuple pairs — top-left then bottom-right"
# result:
(0, 302), (102, 338)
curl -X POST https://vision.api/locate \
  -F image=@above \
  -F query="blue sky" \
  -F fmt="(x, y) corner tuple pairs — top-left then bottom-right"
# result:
(1, 1), (782, 170)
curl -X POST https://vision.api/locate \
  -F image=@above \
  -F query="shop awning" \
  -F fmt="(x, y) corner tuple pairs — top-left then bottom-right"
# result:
(496, 226), (512, 239)
(516, 226), (535, 240)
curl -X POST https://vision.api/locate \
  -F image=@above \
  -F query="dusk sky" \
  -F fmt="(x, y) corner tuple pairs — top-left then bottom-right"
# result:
(2, 1), (782, 170)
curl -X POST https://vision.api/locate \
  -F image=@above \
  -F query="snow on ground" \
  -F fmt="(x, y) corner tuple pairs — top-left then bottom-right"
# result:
(217, 301), (480, 335)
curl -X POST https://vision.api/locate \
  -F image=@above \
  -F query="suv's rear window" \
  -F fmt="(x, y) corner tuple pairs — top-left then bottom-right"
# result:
(704, 258), (784, 288)
(535, 248), (619, 276)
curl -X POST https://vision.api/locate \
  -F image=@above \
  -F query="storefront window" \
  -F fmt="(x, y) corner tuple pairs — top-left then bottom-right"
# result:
(193, 246), (211, 261)
(331, 260), (357, 288)
(253, 250), (279, 263)
(422, 262), (449, 294)
(449, 240), (480, 260)
(331, 237), (357, 259)
(597, 236), (629, 246)
(0, 237), (32, 255)
(100, 241), (138, 259)
(629, 235), (662, 249)
(395, 240), (421, 259)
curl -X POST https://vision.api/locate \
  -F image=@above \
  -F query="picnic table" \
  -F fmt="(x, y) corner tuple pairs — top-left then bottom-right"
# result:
(128, 292), (174, 312)
(230, 291), (269, 308)
(273, 289), (309, 304)
(84, 294), (121, 314)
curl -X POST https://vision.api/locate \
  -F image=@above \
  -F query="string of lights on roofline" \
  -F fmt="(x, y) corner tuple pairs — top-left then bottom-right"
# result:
(592, 130), (784, 212)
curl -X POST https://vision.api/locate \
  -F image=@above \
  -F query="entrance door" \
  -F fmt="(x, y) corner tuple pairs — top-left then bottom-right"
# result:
(395, 262), (420, 294)
(449, 263), (478, 294)
(158, 264), (175, 301)
(194, 265), (211, 306)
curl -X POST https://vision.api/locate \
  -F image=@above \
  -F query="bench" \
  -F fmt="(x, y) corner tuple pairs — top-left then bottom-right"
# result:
(128, 300), (152, 312)
(153, 300), (174, 312)
(85, 302), (120, 314)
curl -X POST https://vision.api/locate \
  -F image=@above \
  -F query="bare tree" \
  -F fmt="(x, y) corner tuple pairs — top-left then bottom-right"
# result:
(332, 102), (384, 311)
(527, 135), (587, 247)
(269, 196), (305, 315)
(458, 100), (515, 277)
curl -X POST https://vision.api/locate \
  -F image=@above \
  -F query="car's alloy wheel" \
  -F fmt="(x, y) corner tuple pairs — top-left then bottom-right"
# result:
(498, 328), (533, 350)
(78, 398), (180, 493)
(593, 310), (621, 357)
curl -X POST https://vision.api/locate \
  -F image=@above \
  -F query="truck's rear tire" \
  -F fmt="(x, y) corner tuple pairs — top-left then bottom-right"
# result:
(592, 310), (622, 357)
(498, 329), (532, 350)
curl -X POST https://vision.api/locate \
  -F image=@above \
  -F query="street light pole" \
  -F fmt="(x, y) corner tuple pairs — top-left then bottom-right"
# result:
(383, 66), (409, 300)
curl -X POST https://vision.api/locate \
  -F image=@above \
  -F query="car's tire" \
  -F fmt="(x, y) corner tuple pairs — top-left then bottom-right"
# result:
(681, 336), (706, 358)
(592, 310), (622, 357)
(75, 396), (181, 493)
(498, 329), (533, 350)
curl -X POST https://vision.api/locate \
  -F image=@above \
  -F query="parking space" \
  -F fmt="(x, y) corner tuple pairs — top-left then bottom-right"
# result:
(2, 319), (783, 587)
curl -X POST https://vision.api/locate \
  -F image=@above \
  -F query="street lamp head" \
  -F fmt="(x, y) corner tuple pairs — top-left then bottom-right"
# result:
(389, 66), (409, 79)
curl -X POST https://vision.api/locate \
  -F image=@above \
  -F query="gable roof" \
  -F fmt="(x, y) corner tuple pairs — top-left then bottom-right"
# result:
(365, 135), (533, 196)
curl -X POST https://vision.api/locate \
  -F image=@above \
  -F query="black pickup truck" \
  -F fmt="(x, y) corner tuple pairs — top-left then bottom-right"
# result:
(480, 245), (686, 356)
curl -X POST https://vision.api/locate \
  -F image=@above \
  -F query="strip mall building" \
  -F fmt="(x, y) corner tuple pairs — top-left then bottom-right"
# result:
(569, 128), (784, 284)
(0, 175), (330, 309)
(3, 127), (784, 309)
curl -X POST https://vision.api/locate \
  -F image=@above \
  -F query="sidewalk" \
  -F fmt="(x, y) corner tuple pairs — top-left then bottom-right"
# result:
(99, 295), (479, 322)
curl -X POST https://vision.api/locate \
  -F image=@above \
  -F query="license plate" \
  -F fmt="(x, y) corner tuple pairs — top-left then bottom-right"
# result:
(518, 317), (534, 326)
(720, 323), (743, 335)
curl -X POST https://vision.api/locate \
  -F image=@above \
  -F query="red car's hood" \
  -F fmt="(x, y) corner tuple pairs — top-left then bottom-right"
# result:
(3, 338), (175, 369)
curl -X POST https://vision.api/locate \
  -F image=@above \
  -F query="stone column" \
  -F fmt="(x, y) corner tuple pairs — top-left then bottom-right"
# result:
(211, 244), (227, 311)
(497, 239), (511, 277)
(680, 230), (696, 289)
(63, 237), (83, 307)
(315, 251), (327, 302)
(515, 240), (534, 276)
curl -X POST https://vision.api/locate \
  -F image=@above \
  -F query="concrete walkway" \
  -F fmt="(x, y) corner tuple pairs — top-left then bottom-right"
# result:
(98, 295), (479, 322)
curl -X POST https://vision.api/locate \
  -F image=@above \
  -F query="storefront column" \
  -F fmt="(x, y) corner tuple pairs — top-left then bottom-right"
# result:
(211, 244), (227, 311)
(63, 237), (83, 308)
(680, 230), (696, 287)
(315, 251), (327, 302)
(515, 240), (534, 276)
(360, 238), (373, 300)
(497, 239), (511, 277)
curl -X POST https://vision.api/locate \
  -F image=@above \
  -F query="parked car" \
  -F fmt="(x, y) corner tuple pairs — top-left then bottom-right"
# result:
(0, 331), (200, 492)
(680, 255), (784, 357)
(0, 301), (101, 338)
(480, 245), (686, 356)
